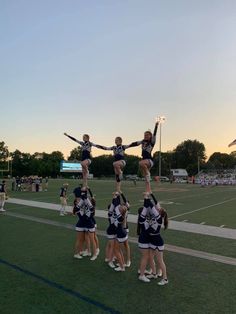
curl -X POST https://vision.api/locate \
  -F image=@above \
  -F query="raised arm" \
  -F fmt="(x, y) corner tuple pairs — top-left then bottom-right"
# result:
(150, 193), (158, 205)
(124, 141), (142, 149)
(92, 144), (114, 151)
(64, 133), (83, 145)
(152, 122), (159, 144)
(120, 192), (130, 208)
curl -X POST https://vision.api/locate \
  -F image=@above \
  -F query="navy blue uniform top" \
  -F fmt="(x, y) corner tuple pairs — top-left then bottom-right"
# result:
(131, 123), (158, 160)
(138, 197), (162, 235)
(60, 187), (67, 197)
(96, 143), (139, 161)
(74, 198), (95, 220)
(73, 187), (82, 198)
(0, 183), (6, 193)
(65, 134), (102, 161)
(107, 195), (125, 227)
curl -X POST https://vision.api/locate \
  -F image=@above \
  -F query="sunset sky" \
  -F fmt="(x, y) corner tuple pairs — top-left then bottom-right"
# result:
(1, 0), (236, 159)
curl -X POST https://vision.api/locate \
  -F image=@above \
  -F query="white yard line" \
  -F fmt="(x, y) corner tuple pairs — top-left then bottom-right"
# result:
(169, 197), (236, 219)
(6, 198), (236, 240)
(4, 211), (236, 267)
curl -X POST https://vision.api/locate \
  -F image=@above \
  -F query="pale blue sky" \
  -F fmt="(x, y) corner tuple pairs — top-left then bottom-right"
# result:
(1, 0), (236, 158)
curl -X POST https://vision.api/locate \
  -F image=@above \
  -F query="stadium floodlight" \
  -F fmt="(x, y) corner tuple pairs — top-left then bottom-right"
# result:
(156, 116), (166, 177)
(156, 116), (166, 124)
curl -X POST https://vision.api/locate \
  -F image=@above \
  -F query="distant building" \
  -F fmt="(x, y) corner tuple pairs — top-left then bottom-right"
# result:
(171, 169), (188, 180)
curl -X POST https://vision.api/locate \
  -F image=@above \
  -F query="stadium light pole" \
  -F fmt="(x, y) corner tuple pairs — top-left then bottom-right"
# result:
(197, 156), (200, 174)
(157, 116), (166, 178)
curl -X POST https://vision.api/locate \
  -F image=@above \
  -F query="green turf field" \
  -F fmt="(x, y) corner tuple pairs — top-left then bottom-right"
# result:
(1, 216), (236, 314)
(1, 179), (236, 313)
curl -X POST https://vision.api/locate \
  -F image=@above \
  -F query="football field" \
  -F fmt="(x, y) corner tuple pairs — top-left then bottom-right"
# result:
(1, 179), (236, 314)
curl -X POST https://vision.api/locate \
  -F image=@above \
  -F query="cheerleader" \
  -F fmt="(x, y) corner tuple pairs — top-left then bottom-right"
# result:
(120, 192), (131, 267)
(146, 193), (169, 285)
(106, 193), (128, 272)
(137, 194), (156, 282)
(73, 188), (98, 261)
(0, 180), (7, 212)
(88, 187), (100, 257)
(64, 132), (102, 188)
(59, 183), (68, 216)
(132, 121), (159, 193)
(95, 137), (138, 192)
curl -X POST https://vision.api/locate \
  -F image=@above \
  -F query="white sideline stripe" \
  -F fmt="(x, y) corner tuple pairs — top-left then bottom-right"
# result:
(6, 198), (236, 240)
(4, 211), (236, 267)
(169, 197), (236, 219)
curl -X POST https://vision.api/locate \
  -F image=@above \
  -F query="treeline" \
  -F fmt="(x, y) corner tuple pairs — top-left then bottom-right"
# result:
(0, 140), (236, 178)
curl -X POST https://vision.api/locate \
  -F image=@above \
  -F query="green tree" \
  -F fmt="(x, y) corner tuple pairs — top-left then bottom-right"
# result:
(173, 139), (206, 175)
(0, 141), (9, 172)
(68, 147), (82, 161)
(124, 155), (141, 175)
(90, 155), (114, 177)
(207, 152), (235, 169)
(10, 150), (32, 176)
(152, 151), (174, 176)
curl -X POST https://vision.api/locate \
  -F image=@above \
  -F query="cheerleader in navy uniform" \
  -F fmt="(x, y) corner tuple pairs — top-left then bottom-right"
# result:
(88, 187), (100, 257)
(64, 132), (102, 188)
(106, 193), (128, 272)
(132, 121), (159, 193)
(96, 137), (139, 192)
(120, 192), (131, 267)
(137, 193), (156, 282)
(146, 193), (169, 285)
(73, 189), (98, 261)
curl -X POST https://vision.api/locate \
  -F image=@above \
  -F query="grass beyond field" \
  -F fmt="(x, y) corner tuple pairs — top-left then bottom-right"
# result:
(6, 179), (236, 228)
(1, 179), (236, 313)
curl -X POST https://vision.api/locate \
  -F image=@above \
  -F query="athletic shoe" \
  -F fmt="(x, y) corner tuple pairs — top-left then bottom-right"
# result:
(138, 269), (152, 275)
(146, 274), (158, 279)
(96, 248), (100, 256)
(60, 213), (64, 216)
(125, 261), (131, 268)
(108, 261), (116, 268)
(158, 279), (168, 286)
(157, 270), (163, 278)
(114, 266), (125, 272)
(138, 275), (150, 283)
(0, 208), (6, 212)
(82, 250), (91, 257)
(90, 255), (97, 261)
(74, 253), (83, 259)
(105, 258), (109, 262)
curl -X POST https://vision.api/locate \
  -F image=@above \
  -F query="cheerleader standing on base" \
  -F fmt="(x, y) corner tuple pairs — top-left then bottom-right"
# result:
(96, 137), (139, 192)
(64, 132), (102, 188)
(132, 121), (159, 193)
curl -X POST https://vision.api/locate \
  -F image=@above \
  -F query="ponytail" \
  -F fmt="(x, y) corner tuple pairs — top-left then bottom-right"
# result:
(137, 207), (143, 235)
(160, 208), (168, 230)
